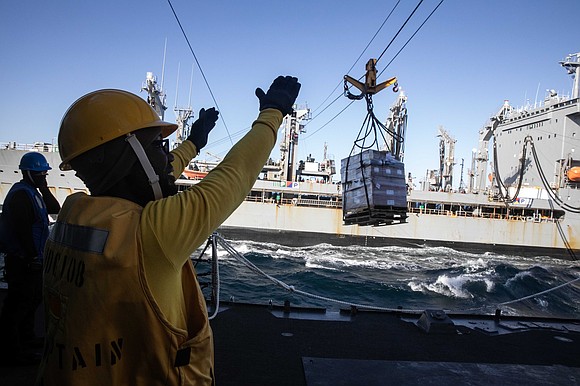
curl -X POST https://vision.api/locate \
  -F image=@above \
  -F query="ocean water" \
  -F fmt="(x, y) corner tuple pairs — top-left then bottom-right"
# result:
(3, 242), (578, 319)
(194, 239), (580, 319)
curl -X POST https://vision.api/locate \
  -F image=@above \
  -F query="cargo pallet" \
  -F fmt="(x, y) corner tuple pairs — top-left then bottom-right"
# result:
(343, 206), (408, 226)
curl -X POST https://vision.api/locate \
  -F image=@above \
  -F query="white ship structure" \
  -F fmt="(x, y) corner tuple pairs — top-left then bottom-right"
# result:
(1, 55), (579, 259)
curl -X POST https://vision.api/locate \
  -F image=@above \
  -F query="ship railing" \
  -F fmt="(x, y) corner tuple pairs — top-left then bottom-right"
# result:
(244, 195), (341, 208)
(0, 142), (59, 152)
(505, 95), (577, 121)
(407, 206), (558, 223)
(293, 198), (341, 208)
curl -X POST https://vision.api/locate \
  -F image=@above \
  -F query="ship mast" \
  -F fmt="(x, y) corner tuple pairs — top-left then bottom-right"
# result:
(279, 107), (310, 184)
(142, 72), (168, 120)
(560, 52), (580, 99)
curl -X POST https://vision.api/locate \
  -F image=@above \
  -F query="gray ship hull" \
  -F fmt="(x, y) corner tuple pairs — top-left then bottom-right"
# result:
(1, 147), (578, 260)
(219, 193), (578, 259)
(2, 53), (579, 260)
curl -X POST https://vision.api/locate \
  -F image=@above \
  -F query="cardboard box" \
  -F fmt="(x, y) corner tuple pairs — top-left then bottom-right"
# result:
(341, 150), (408, 217)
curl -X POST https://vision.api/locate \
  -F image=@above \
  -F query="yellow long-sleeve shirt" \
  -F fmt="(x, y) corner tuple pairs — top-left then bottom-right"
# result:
(140, 108), (283, 329)
(39, 109), (283, 385)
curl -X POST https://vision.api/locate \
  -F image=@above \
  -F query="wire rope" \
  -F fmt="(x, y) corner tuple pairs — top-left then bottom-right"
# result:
(310, 0), (402, 116)
(302, 100), (355, 140)
(166, 0), (233, 145)
(306, 0), (444, 142)
(529, 139), (580, 213)
(211, 234), (577, 317)
(214, 234), (422, 314)
(375, 0), (424, 65)
(377, 0), (445, 78)
(497, 275), (580, 307)
(490, 134), (579, 259)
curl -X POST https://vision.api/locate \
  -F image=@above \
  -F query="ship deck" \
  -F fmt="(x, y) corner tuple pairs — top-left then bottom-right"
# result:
(1, 291), (579, 385)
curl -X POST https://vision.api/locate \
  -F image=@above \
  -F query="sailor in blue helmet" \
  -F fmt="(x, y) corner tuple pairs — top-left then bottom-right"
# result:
(0, 152), (60, 366)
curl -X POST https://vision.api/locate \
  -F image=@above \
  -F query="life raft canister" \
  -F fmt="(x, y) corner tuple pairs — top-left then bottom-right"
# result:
(567, 166), (580, 182)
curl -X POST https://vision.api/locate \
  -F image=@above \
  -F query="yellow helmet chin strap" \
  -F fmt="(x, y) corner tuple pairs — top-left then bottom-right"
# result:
(125, 134), (163, 200)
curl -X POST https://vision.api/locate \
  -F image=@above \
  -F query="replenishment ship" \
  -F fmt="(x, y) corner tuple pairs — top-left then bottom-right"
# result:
(1, 53), (579, 259)
(1, 56), (579, 386)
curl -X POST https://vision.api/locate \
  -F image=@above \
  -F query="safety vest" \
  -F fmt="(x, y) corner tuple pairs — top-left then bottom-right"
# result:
(39, 193), (214, 385)
(0, 181), (49, 258)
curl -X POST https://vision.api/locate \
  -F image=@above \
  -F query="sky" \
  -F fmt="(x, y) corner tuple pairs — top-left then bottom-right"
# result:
(1, 0), (579, 186)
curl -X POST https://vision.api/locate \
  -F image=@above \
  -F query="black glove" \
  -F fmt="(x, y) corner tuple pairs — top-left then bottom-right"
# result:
(255, 76), (301, 116)
(187, 108), (219, 151)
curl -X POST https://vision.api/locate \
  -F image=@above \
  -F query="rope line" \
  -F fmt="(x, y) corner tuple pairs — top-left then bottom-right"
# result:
(303, 100), (355, 140)
(497, 275), (580, 307)
(529, 139), (580, 213)
(376, 0), (424, 65)
(214, 234), (422, 313)
(166, 0), (233, 145)
(305, 0), (444, 139)
(310, 0), (402, 116)
(377, 0), (445, 79)
(489, 133), (578, 260)
(207, 234), (578, 316)
(208, 236), (220, 320)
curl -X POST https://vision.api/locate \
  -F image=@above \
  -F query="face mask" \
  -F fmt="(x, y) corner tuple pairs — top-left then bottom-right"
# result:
(27, 170), (48, 188)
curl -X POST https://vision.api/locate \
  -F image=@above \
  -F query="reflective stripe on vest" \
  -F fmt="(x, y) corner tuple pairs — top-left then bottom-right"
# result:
(40, 192), (214, 386)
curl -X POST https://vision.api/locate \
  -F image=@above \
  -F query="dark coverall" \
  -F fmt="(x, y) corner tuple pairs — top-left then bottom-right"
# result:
(0, 181), (60, 360)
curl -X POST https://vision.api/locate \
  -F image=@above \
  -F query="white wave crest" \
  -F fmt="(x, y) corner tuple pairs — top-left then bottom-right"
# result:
(408, 273), (494, 299)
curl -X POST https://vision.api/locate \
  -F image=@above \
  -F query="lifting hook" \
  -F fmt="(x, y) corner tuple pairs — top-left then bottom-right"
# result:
(344, 59), (398, 100)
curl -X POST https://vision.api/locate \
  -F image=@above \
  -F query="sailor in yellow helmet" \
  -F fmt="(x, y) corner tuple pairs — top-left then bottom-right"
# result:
(37, 76), (301, 385)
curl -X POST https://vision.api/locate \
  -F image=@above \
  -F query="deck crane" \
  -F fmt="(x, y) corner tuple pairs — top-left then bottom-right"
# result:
(437, 126), (456, 192)
(383, 91), (408, 161)
(473, 101), (513, 193)
(174, 106), (193, 145)
(341, 59), (407, 226)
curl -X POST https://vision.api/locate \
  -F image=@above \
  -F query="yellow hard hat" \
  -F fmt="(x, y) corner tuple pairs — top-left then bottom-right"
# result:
(58, 89), (177, 170)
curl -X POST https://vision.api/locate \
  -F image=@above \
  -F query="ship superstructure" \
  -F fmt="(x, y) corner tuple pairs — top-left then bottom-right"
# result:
(212, 52), (580, 259)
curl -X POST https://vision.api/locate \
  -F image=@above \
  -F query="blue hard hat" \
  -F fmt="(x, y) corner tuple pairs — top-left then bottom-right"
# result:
(19, 152), (52, 171)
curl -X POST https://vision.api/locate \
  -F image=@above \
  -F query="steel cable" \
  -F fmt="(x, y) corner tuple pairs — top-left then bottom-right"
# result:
(307, 0), (445, 142)
(214, 234), (423, 314)
(166, 0), (233, 145)
(310, 0), (402, 116)
(208, 234), (578, 317)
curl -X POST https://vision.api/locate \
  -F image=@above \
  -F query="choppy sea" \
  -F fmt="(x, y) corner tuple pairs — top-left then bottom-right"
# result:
(194, 239), (580, 319)
(2, 242), (578, 319)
